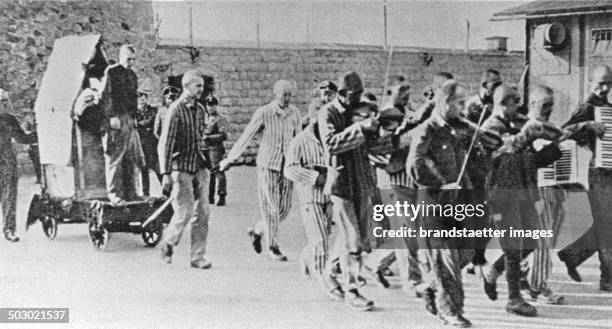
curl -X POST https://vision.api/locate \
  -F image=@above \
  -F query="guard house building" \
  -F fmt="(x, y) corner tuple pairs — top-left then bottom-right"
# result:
(494, 0), (612, 125)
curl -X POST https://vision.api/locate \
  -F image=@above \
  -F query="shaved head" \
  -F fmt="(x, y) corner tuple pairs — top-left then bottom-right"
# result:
(529, 85), (554, 121)
(118, 44), (136, 69)
(436, 79), (467, 120)
(273, 80), (294, 108)
(590, 65), (612, 98)
(493, 85), (520, 120)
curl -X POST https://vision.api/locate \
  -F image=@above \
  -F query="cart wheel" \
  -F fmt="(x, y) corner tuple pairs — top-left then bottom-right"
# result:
(141, 227), (163, 247)
(41, 216), (58, 240)
(88, 222), (110, 250)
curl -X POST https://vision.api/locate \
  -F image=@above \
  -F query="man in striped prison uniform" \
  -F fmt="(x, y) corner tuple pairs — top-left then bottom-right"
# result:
(318, 71), (399, 311)
(220, 80), (302, 261)
(158, 71), (212, 269)
(285, 120), (330, 279)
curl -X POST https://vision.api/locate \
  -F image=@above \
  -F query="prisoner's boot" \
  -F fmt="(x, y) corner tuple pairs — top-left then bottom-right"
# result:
(506, 298), (537, 317)
(483, 265), (499, 301)
(4, 231), (19, 242)
(160, 243), (173, 264)
(438, 313), (472, 328)
(216, 195), (226, 206)
(190, 258), (212, 269)
(557, 250), (582, 282)
(321, 274), (344, 301)
(247, 229), (262, 254)
(423, 287), (437, 315)
(345, 289), (374, 311)
(268, 246), (288, 261)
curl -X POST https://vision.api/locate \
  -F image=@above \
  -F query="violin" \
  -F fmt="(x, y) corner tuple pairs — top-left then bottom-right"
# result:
(349, 102), (378, 124)
(349, 102), (406, 132)
(449, 117), (503, 150)
(511, 113), (565, 142)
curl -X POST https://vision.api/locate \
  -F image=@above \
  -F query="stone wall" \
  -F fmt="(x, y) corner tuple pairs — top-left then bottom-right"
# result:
(156, 47), (525, 163)
(1, 0), (525, 172)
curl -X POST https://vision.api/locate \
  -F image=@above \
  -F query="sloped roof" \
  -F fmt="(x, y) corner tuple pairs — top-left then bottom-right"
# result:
(494, 0), (612, 19)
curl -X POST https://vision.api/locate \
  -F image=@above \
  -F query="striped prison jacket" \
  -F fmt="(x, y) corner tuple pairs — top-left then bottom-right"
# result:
(158, 94), (208, 174)
(284, 123), (329, 204)
(225, 101), (302, 171)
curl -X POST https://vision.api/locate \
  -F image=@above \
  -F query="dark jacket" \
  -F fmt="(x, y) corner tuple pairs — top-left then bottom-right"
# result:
(563, 94), (611, 157)
(103, 65), (138, 119)
(483, 114), (562, 210)
(317, 98), (395, 200)
(406, 113), (471, 232)
(201, 113), (229, 167)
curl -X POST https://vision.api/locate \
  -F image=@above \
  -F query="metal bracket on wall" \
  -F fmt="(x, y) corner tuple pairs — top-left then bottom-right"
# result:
(421, 52), (434, 66)
(181, 46), (201, 62)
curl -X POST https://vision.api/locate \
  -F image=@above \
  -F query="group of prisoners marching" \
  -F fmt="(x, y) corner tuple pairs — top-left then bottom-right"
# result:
(2, 43), (612, 328)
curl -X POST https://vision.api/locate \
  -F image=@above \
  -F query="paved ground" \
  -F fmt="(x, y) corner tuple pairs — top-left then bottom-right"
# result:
(1, 167), (611, 329)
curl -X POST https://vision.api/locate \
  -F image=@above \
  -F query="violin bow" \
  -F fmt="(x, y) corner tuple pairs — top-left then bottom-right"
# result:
(381, 45), (394, 108)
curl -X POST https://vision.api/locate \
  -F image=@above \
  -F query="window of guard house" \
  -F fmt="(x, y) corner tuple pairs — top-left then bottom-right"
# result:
(591, 28), (612, 57)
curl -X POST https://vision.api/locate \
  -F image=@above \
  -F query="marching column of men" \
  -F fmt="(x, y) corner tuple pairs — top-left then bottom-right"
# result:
(5, 39), (612, 326)
(213, 65), (612, 326)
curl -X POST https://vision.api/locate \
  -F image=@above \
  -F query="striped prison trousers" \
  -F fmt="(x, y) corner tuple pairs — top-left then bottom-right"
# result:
(299, 202), (331, 277)
(530, 187), (566, 292)
(256, 167), (293, 249)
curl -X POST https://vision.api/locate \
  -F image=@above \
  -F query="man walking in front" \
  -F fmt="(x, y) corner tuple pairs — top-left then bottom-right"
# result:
(158, 70), (211, 269)
(220, 80), (302, 261)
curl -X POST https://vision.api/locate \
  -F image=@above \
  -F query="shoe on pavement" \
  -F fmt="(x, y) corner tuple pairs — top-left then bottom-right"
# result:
(208, 195), (215, 204)
(506, 299), (537, 317)
(375, 269), (391, 288)
(160, 243), (173, 264)
(321, 274), (344, 301)
(247, 229), (262, 254)
(268, 246), (288, 261)
(536, 287), (564, 304)
(299, 257), (311, 278)
(216, 195), (226, 206)
(190, 258), (212, 269)
(4, 231), (19, 242)
(438, 313), (472, 328)
(558, 250), (582, 282)
(345, 289), (374, 311)
(483, 277), (497, 301)
(423, 287), (438, 315)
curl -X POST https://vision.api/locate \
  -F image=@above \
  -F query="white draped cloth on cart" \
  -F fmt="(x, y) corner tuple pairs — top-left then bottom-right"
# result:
(33, 34), (103, 198)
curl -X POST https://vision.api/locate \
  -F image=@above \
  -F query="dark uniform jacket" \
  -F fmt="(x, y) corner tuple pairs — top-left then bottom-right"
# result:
(104, 65), (138, 119)
(201, 113), (229, 167)
(317, 98), (395, 200)
(407, 113), (471, 232)
(482, 114), (562, 210)
(563, 94), (611, 161)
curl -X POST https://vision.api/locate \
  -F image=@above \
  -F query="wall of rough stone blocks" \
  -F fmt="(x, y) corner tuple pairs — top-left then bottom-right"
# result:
(154, 47), (525, 163)
(0, 1), (525, 171)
